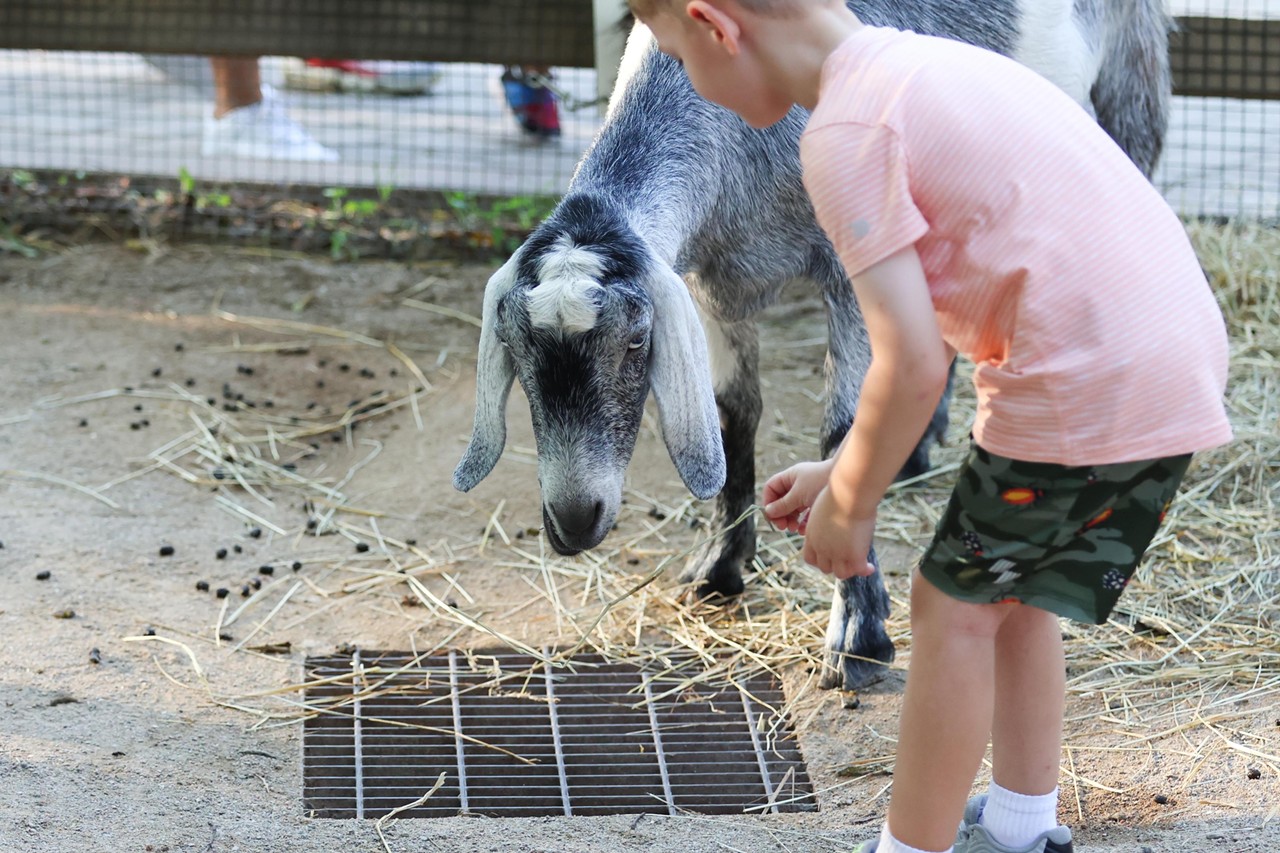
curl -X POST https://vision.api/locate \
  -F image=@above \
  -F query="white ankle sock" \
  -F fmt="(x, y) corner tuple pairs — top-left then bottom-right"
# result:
(980, 780), (1059, 848)
(877, 823), (953, 853)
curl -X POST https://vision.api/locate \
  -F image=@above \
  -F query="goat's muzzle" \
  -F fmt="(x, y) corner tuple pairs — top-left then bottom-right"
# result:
(542, 499), (609, 555)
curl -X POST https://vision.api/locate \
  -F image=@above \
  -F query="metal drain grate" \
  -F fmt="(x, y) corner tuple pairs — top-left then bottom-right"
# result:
(302, 649), (817, 819)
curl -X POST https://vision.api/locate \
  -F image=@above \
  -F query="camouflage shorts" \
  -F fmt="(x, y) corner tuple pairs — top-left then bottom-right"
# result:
(918, 443), (1192, 624)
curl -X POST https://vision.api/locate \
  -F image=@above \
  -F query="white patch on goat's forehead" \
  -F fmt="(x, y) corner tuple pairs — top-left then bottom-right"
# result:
(528, 236), (606, 333)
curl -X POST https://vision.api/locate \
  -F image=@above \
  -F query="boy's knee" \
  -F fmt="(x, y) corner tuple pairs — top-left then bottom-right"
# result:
(909, 568), (1007, 639)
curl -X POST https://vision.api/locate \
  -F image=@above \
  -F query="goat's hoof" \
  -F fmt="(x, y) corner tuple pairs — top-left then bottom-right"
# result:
(819, 645), (895, 692)
(679, 554), (746, 600)
(679, 568), (745, 601)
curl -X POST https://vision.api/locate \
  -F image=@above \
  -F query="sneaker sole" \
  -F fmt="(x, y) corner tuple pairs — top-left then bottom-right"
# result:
(200, 141), (338, 162)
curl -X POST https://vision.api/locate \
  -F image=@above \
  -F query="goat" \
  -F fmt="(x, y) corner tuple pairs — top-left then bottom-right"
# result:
(455, 0), (1172, 691)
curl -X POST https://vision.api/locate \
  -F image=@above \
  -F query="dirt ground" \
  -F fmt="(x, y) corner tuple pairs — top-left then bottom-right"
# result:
(1, 243), (1276, 853)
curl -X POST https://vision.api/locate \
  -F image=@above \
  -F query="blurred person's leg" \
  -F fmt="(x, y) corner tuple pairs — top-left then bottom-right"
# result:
(202, 57), (338, 162)
(210, 57), (261, 116)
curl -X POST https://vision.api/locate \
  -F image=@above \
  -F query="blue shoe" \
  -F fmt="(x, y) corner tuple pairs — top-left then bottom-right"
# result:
(956, 795), (1074, 853)
(500, 67), (561, 137)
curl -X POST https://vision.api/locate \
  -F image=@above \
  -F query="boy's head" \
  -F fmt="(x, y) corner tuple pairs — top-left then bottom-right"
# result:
(627, 0), (803, 18)
(629, 0), (819, 128)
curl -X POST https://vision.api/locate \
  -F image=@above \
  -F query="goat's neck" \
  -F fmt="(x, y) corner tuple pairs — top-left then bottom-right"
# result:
(568, 61), (723, 266)
(566, 174), (712, 270)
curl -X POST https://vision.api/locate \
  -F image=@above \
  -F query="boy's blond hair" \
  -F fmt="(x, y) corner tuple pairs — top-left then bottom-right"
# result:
(627, 0), (806, 20)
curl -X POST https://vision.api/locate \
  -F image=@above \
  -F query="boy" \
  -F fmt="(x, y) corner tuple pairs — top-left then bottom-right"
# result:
(625, 1), (1232, 852)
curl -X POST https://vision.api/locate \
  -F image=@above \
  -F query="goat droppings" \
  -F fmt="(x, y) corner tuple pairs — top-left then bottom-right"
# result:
(158, 545), (175, 557)
(195, 580), (210, 592)
(36, 570), (51, 581)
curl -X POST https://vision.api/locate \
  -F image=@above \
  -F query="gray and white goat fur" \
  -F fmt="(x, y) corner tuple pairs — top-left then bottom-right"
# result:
(456, 0), (1172, 690)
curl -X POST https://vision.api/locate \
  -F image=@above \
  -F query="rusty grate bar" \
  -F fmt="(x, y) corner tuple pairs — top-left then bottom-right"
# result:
(302, 649), (817, 819)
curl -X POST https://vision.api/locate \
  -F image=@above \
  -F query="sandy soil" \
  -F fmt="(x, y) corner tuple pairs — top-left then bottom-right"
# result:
(1, 243), (1276, 852)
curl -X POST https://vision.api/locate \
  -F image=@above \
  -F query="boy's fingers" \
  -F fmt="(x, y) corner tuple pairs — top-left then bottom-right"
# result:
(761, 478), (791, 510)
(763, 492), (796, 519)
(769, 511), (803, 533)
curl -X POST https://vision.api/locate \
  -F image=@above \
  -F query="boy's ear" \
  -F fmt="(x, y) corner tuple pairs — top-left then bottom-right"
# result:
(685, 0), (742, 55)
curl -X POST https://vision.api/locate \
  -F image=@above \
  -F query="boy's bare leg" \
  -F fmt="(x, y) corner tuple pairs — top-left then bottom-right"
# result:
(991, 603), (1065, 795)
(886, 569), (1008, 851)
(210, 57), (262, 118)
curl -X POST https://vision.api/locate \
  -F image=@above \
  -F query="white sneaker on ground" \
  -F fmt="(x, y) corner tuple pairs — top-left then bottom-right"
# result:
(200, 86), (339, 162)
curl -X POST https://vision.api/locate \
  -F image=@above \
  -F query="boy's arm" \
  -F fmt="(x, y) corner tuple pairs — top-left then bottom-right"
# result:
(798, 245), (952, 577)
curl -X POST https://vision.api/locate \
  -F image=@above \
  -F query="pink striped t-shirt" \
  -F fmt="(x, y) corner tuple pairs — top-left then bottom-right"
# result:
(801, 26), (1232, 466)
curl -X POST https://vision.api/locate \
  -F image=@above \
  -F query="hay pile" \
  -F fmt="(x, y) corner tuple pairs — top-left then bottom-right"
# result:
(101, 222), (1277, 810)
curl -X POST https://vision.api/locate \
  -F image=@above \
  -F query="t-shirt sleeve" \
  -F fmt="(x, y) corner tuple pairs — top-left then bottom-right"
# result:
(801, 122), (928, 277)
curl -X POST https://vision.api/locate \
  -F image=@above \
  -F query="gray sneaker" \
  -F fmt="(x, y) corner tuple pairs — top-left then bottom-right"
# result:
(957, 795), (1075, 853)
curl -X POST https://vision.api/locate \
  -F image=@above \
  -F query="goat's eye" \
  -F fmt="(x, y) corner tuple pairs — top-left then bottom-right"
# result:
(627, 333), (648, 351)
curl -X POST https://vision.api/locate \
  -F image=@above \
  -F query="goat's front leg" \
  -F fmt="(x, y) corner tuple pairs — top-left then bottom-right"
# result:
(819, 275), (895, 690)
(679, 316), (760, 598)
(822, 557), (895, 689)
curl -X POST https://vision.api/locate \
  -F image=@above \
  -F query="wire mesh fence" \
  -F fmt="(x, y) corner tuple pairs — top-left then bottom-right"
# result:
(0, 0), (1276, 258)
(1158, 0), (1280, 220)
(0, 53), (601, 195)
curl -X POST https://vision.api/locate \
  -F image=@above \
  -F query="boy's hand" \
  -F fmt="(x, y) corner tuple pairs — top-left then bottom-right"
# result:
(802, 487), (877, 579)
(762, 460), (835, 533)
(766, 246), (948, 582)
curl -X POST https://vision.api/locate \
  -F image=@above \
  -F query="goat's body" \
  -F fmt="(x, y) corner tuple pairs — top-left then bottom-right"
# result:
(458, 0), (1172, 689)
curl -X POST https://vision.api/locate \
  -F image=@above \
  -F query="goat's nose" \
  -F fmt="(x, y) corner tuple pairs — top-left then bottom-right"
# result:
(551, 500), (602, 537)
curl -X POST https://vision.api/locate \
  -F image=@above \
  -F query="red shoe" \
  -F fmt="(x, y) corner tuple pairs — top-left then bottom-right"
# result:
(284, 59), (441, 95)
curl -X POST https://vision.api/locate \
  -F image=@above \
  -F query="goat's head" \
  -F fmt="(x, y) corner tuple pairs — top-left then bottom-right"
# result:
(453, 196), (725, 555)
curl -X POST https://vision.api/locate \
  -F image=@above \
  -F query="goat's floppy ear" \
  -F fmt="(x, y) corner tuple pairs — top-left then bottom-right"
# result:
(454, 257), (519, 492)
(647, 260), (726, 499)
